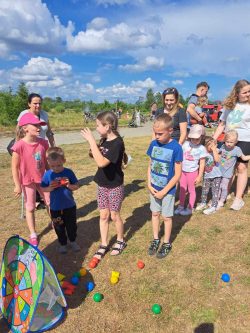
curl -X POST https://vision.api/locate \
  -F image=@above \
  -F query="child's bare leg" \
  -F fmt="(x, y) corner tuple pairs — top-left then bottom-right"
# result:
(99, 208), (110, 246)
(163, 217), (172, 243)
(110, 211), (126, 255)
(26, 210), (36, 234)
(152, 212), (160, 239)
(110, 211), (124, 241)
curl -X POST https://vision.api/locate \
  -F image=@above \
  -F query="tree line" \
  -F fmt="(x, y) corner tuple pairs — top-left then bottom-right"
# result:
(0, 83), (190, 126)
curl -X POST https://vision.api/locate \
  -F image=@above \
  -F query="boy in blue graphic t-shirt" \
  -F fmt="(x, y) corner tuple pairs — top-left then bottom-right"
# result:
(147, 114), (183, 259)
(41, 147), (80, 254)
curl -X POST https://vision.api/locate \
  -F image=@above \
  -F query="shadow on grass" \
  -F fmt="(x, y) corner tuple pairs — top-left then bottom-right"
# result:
(78, 175), (94, 187)
(194, 323), (214, 333)
(0, 318), (10, 333)
(40, 179), (145, 309)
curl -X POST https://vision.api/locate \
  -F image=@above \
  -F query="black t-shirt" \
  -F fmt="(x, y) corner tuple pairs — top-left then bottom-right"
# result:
(94, 137), (125, 188)
(155, 107), (187, 140)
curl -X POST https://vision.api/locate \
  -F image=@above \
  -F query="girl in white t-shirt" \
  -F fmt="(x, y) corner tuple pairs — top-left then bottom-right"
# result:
(175, 124), (206, 216)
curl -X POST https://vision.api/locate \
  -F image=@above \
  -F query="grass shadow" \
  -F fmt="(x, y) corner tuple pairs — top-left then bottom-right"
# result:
(0, 318), (10, 333)
(78, 175), (94, 187)
(194, 323), (214, 333)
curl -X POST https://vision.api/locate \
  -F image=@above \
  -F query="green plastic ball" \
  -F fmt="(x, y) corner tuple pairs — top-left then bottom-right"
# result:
(152, 304), (162, 314)
(93, 292), (103, 302)
(73, 271), (81, 278)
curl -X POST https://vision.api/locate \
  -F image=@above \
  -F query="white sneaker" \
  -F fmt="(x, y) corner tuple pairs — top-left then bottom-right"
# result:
(179, 208), (193, 216)
(195, 203), (207, 211)
(216, 201), (224, 210)
(230, 198), (245, 211)
(174, 205), (184, 215)
(70, 241), (80, 252)
(59, 245), (67, 254)
(203, 206), (216, 215)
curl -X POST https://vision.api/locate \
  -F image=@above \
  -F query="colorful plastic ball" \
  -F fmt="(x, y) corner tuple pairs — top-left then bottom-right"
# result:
(73, 271), (81, 278)
(137, 260), (145, 269)
(93, 292), (103, 302)
(221, 273), (230, 283)
(151, 304), (162, 314)
(88, 260), (97, 269)
(86, 281), (95, 292)
(110, 276), (119, 284)
(79, 267), (87, 277)
(91, 257), (100, 264)
(70, 276), (79, 285)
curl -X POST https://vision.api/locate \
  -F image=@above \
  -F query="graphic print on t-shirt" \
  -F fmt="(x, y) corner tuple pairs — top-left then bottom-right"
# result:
(227, 108), (244, 129)
(33, 151), (42, 169)
(151, 146), (173, 189)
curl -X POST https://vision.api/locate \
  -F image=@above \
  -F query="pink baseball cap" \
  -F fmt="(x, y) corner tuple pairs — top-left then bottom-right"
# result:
(18, 113), (47, 127)
(188, 124), (205, 139)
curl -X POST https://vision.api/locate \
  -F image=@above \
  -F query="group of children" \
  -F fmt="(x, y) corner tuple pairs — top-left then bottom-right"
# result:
(11, 110), (249, 261)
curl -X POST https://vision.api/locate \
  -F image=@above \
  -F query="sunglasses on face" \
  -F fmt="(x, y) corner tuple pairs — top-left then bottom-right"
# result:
(163, 88), (177, 95)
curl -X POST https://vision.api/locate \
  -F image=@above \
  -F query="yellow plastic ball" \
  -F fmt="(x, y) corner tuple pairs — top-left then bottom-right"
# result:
(110, 276), (119, 284)
(79, 267), (87, 277)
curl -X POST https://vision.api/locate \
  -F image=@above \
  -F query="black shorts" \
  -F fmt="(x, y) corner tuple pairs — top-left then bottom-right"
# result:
(237, 141), (250, 163)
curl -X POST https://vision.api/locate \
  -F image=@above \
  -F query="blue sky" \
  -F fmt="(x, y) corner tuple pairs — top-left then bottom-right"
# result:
(0, 0), (249, 102)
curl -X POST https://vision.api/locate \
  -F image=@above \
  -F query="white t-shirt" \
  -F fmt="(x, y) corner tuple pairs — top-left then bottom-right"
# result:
(182, 140), (207, 172)
(17, 109), (49, 139)
(220, 103), (250, 142)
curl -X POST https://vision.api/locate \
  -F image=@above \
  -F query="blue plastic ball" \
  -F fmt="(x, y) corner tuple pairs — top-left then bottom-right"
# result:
(86, 281), (95, 292)
(71, 276), (79, 285)
(221, 273), (230, 283)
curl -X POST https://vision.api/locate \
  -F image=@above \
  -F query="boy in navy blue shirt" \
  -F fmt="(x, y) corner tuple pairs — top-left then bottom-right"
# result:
(147, 114), (183, 258)
(41, 147), (80, 254)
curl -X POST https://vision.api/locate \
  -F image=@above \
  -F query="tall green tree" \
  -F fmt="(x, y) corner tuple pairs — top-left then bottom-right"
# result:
(144, 88), (155, 111)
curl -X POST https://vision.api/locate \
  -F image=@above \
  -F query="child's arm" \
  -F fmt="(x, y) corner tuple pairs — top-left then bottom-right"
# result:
(240, 154), (250, 162)
(147, 162), (158, 195)
(211, 142), (220, 163)
(11, 152), (22, 197)
(81, 128), (110, 168)
(154, 162), (182, 200)
(66, 181), (79, 191)
(195, 157), (205, 185)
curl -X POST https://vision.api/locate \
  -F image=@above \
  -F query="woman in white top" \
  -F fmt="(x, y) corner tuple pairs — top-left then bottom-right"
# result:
(17, 93), (55, 147)
(213, 79), (250, 210)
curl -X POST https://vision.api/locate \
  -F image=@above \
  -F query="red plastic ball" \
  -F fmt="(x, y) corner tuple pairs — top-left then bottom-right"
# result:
(88, 260), (97, 269)
(91, 257), (100, 264)
(137, 260), (145, 269)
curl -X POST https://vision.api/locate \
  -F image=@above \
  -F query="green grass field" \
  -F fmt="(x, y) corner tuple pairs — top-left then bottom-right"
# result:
(0, 136), (250, 333)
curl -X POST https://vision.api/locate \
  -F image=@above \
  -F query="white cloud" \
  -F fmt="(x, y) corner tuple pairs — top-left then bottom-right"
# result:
(119, 56), (164, 72)
(0, 0), (71, 57)
(170, 71), (190, 78)
(67, 21), (160, 52)
(87, 17), (109, 30)
(172, 80), (183, 85)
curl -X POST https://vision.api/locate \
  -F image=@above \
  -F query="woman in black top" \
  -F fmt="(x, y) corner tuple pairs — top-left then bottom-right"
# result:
(155, 87), (187, 144)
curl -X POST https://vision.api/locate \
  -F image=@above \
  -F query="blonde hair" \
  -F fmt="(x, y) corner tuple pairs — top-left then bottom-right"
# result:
(224, 129), (238, 142)
(47, 147), (65, 160)
(15, 126), (26, 141)
(154, 113), (173, 129)
(197, 96), (208, 107)
(223, 79), (250, 110)
(204, 135), (215, 147)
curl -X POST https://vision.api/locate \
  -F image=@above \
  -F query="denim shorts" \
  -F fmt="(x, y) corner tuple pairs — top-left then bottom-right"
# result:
(150, 193), (175, 217)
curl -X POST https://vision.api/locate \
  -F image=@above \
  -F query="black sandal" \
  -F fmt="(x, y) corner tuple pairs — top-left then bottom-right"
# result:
(94, 245), (109, 259)
(110, 240), (127, 256)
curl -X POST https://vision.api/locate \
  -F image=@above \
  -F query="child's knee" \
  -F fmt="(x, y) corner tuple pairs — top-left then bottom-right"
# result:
(100, 211), (110, 223)
(152, 211), (160, 218)
(25, 203), (35, 212)
(237, 163), (247, 174)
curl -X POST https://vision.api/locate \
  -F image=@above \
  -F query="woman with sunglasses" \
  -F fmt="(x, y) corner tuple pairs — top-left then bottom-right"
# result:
(154, 87), (187, 144)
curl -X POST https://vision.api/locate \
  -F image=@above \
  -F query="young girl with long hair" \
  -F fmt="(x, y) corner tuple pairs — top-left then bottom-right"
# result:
(81, 111), (127, 260)
(11, 113), (50, 246)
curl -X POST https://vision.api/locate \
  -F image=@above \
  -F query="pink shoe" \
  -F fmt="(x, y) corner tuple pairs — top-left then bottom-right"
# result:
(29, 237), (38, 247)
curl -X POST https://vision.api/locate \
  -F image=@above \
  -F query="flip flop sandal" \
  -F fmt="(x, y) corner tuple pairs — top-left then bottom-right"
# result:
(110, 240), (127, 256)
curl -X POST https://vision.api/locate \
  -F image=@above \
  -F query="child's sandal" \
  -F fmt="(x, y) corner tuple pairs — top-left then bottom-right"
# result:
(110, 240), (127, 256)
(94, 244), (109, 260)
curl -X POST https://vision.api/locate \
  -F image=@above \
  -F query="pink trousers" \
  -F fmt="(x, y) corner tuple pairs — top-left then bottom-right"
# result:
(22, 183), (50, 211)
(179, 170), (198, 209)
